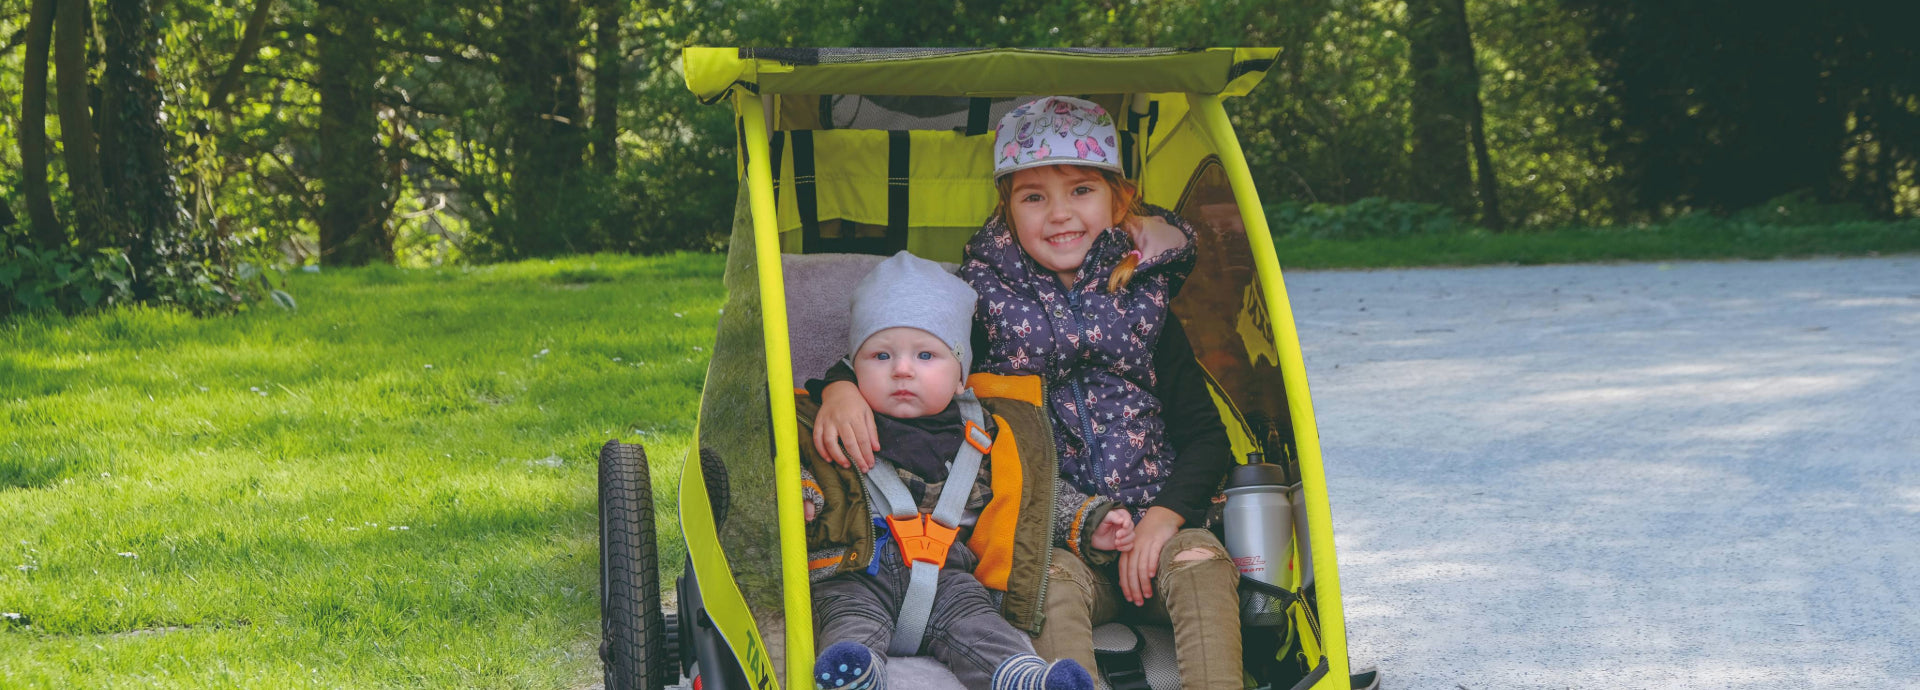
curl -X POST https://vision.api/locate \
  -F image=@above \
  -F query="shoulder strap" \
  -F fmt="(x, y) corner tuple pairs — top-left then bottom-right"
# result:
(859, 390), (989, 655)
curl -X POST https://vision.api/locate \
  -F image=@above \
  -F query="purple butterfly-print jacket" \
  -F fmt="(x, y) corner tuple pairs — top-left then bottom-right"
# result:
(958, 205), (1199, 510)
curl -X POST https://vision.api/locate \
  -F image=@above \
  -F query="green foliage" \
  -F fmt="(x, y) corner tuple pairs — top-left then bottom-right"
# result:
(1267, 202), (1920, 269)
(1732, 191), (1877, 227)
(0, 225), (294, 319)
(1574, 0), (1920, 217)
(0, 241), (135, 316)
(1470, 0), (1619, 226)
(5, 0), (1915, 285)
(1268, 198), (1467, 240)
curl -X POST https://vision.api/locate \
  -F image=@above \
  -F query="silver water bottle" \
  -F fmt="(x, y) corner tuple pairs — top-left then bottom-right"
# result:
(1223, 452), (1295, 622)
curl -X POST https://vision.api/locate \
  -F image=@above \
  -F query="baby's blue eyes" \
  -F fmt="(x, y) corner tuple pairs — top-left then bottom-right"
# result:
(917, 351), (933, 360)
(873, 351), (937, 361)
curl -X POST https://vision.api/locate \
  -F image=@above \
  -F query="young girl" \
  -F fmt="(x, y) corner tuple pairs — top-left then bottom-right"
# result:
(813, 96), (1243, 688)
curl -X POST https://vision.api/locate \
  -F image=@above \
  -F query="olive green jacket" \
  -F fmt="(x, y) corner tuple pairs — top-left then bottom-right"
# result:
(797, 374), (1068, 634)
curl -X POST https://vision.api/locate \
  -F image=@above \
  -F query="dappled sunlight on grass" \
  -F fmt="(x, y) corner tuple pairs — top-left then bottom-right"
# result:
(1, 252), (724, 687)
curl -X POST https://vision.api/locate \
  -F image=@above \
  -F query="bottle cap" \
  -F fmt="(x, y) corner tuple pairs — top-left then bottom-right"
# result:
(1227, 461), (1290, 489)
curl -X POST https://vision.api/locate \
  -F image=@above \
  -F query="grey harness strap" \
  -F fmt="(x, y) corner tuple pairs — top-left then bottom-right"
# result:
(861, 390), (992, 656)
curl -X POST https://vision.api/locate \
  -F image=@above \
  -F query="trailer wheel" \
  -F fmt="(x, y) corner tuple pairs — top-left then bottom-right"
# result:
(600, 441), (670, 690)
(697, 446), (729, 528)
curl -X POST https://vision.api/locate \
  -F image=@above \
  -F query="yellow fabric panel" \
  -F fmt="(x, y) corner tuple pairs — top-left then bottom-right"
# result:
(904, 227), (978, 264)
(910, 130), (999, 226)
(770, 130), (997, 236)
(1209, 385), (1258, 466)
(1140, 109), (1214, 209)
(1142, 94), (1196, 163)
(686, 48), (1279, 101)
(965, 413), (1023, 592)
(678, 444), (784, 687)
(684, 47), (755, 104)
(967, 373), (1044, 406)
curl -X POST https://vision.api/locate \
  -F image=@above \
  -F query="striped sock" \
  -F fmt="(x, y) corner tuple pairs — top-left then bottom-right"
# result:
(815, 641), (881, 690)
(1042, 659), (1094, 690)
(991, 654), (1050, 690)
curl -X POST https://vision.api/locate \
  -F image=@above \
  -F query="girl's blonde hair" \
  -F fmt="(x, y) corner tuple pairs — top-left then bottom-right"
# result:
(992, 168), (1146, 293)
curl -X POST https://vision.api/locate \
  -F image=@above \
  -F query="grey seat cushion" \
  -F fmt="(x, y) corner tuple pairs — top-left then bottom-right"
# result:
(887, 656), (969, 688)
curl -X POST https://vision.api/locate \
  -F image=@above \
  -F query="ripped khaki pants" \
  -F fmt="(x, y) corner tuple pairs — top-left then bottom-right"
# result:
(1034, 529), (1244, 689)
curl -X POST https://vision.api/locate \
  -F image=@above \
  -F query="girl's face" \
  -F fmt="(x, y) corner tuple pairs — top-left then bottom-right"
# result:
(851, 326), (962, 419)
(1005, 165), (1116, 285)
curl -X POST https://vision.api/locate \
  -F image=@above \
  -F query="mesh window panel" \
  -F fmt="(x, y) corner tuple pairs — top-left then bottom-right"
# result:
(1240, 582), (1293, 628)
(820, 95), (1040, 132)
(1169, 156), (1298, 456)
(742, 47), (1194, 65)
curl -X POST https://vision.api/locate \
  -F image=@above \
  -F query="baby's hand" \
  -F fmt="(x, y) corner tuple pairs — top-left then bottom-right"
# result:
(1089, 509), (1136, 552)
(1125, 215), (1187, 261)
(804, 501), (817, 522)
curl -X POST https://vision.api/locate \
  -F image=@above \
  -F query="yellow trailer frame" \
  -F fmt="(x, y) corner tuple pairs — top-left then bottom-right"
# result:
(673, 47), (1354, 690)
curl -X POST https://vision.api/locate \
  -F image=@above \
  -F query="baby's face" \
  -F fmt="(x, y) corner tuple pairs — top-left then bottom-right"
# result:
(852, 327), (962, 419)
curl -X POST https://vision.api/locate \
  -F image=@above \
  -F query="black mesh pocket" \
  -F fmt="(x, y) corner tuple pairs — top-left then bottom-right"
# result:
(1238, 576), (1296, 628)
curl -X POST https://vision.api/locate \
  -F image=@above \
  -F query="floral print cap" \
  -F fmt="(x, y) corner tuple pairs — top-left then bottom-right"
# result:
(993, 96), (1123, 179)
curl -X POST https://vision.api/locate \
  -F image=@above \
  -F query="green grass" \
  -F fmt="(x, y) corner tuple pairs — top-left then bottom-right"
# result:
(1, 254), (725, 688)
(1270, 218), (1920, 269)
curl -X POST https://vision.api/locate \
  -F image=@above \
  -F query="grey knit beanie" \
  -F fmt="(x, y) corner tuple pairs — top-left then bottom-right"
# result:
(848, 251), (978, 377)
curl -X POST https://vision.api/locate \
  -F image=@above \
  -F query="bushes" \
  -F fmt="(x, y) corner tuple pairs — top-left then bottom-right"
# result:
(1732, 191), (1878, 227)
(0, 242), (137, 317)
(1, 229), (292, 320)
(1266, 198), (1470, 240)
(1267, 193), (1905, 241)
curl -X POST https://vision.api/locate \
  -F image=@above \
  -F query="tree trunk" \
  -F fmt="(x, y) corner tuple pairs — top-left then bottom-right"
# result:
(18, 0), (64, 248)
(1460, 1), (1503, 230)
(1406, 0), (1479, 219)
(591, 0), (619, 174)
(53, 0), (114, 250)
(315, 0), (392, 265)
(100, 0), (186, 297)
(501, 0), (588, 257)
(208, 0), (277, 112)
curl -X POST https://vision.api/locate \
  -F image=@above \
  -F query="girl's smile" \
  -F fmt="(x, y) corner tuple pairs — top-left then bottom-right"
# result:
(1006, 165), (1117, 286)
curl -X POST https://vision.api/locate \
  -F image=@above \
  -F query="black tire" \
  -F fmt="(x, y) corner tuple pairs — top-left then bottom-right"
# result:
(600, 441), (670, 690)
(697, 445), (729, 528)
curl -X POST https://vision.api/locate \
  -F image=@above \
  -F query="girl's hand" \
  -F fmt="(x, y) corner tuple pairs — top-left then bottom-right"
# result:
(1089, 508), (1135, 552)
(1125, 215), (1187, 262)
(813, 381), (879, 471)
(1118, 506), (1184, 606)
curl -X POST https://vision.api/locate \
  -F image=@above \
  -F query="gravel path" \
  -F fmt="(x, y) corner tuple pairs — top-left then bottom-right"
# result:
(1291, 257), (1920, 689)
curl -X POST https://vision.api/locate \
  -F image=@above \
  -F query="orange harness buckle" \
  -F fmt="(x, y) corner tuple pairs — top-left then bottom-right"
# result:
(886, 513), (959, 567)
(963, 420), (993, 454)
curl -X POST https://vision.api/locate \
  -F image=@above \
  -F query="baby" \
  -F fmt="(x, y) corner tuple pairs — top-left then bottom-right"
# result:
(798, 251), (1102, 690)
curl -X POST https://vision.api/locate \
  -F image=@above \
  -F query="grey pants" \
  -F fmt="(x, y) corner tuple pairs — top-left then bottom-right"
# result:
(813, 542), (1036, 687)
